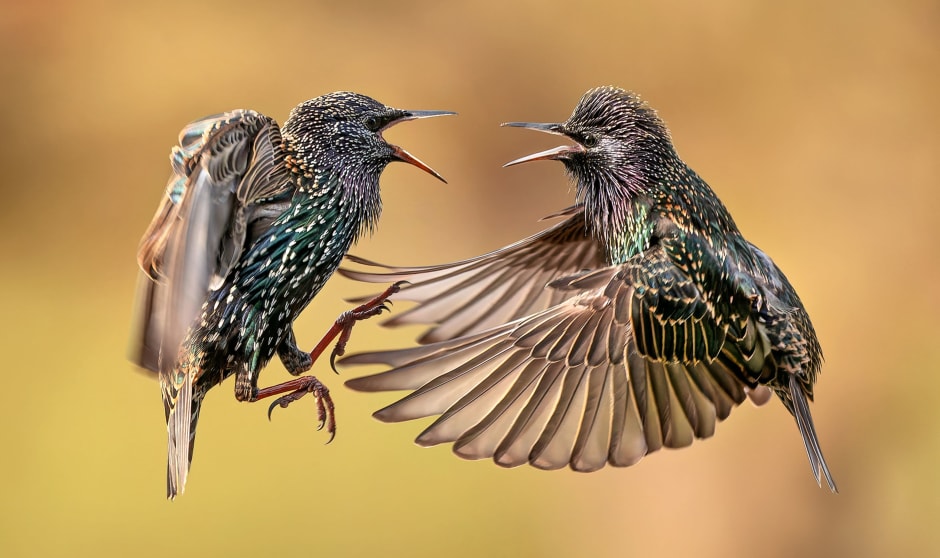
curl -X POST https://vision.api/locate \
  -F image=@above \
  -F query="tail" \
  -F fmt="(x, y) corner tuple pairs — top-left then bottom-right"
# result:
(161, 365), (203, 499)
(789, 374), (838, 492)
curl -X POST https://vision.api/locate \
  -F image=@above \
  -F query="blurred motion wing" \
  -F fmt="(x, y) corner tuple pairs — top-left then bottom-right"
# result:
(340, 206), (606, 344)
(132, 110), (293, 373)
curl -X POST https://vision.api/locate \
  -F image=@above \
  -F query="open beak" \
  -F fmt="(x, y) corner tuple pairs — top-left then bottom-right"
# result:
(501, 121), (585, 167)
(386, 110), (456, 183)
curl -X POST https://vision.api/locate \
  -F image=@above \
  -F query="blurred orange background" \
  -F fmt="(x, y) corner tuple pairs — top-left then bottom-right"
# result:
(1, 0), (938, 556)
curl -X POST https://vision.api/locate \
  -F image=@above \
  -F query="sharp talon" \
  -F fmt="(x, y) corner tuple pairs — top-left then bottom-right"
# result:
(266, 396), (291, 420)
(324, 429), (335, 445)
(393, 280), (410, 290)
(330, 350), (341, 374)
(267, 400), (278, 421)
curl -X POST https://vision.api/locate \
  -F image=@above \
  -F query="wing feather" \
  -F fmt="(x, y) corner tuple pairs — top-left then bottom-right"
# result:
(344, 241), (761, 471)
(132, 111), (291, 373)
(570, 365), (614, 472)
(339, 208), (604, 343)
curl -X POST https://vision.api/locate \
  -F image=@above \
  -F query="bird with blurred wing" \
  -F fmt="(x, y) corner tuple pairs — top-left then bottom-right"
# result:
(131, 92), (453, 498)
(341, 86), (837, 491)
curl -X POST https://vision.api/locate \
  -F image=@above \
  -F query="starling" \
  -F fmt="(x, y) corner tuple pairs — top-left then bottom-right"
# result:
(132, 92), (453, 498)
(341, 86), (837, 491)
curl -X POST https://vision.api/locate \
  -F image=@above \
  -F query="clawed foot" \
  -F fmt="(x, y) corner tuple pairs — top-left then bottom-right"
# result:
(266, 376), (336, 443)
(329, 280), (408, 372)
(259, 281), (407, 442)
(299, 281), (409, 375)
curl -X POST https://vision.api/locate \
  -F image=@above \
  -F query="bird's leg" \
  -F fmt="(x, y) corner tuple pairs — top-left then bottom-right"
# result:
(277, 327), (313, 375)
(254, 281), (406, 436)
(306, 280), (407, 373)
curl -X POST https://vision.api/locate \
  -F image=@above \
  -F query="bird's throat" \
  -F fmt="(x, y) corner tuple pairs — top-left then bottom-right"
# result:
(579, 177), (654, 265)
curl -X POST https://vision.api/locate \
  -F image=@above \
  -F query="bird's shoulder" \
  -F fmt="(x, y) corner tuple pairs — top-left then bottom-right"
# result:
(542, 242), (724, 364)
(138, 110), (295, 280)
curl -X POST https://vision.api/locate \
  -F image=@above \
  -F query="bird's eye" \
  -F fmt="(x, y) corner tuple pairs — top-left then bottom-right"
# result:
(582, 134), (599, 148)
(363, 116), (381, 131)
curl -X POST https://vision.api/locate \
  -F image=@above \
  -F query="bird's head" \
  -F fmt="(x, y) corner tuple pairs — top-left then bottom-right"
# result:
(283, 91), (453, 184)
(282, 91), (454, 232)
(503, 86), (676, 239)
(504, 86), (674, 189)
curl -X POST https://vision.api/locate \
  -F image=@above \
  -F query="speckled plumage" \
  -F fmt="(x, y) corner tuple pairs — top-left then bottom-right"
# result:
(341, 86), (836, 491)
(132, 92), (452, 498)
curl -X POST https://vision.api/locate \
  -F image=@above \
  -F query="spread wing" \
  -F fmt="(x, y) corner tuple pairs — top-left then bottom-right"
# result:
(132, 110), (293, 373)
(339, 206), (606, 343)
(344, 243), (772, 472)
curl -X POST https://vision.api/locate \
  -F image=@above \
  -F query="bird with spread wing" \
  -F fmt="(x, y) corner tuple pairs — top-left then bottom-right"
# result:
(340, 86), (837, 491)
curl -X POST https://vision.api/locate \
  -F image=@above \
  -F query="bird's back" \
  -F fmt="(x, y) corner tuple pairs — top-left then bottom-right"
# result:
(649, 164), (823, 395)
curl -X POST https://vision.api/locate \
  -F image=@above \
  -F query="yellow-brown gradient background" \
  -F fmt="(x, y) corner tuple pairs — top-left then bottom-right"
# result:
(2, 0), (937, 556)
